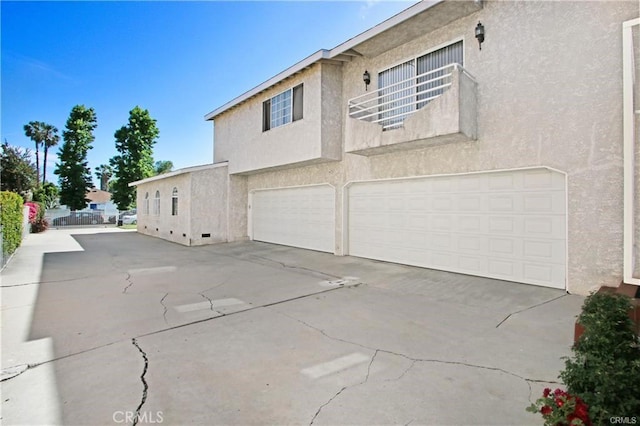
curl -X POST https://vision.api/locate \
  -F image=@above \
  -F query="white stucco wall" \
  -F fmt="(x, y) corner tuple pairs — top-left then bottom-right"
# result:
(136, 174), (191, 245)
(189, 166), (228, 245)
(134, 164), (230, 246)
(213, 63), (342, 175)
(213, 0), (638, 295)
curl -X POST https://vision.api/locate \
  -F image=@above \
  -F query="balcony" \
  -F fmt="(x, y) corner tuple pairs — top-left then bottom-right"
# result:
(345, 63), (477, 156)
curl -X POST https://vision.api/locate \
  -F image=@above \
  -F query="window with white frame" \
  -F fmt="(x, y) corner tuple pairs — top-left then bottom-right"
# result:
(143, 192), (150, 215)
(171, 187), (178, 216)
(378, 40), (463, 129)
(153, 190), (160, 216)
(262, 84), (303, 131)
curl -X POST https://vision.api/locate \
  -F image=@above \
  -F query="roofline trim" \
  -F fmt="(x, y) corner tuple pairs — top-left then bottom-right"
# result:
(129, 162), (229, 187)
(204, 0), (442, 121)
(204, 50), (330, 120)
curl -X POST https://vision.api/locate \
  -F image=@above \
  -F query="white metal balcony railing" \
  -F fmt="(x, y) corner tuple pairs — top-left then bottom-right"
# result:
(348, 63), (471, 131)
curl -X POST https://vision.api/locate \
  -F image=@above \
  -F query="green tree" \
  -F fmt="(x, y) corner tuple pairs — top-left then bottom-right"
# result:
(0, 141), (37, 198)
(154, 160), (173, 175)
(54, 105), (97, 210)
(94, 164), (113, 191)
(33, 182), (60, 209)
(110, 106), (159, 210)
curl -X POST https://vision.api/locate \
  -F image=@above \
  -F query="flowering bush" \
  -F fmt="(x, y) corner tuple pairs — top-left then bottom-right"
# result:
(24, 202), (38, 224)
(23, 201), (48, 233)
(527, 388), (591, 426)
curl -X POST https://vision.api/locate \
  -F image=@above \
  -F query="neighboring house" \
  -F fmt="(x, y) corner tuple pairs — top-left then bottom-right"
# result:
(131, 0), (640, 295)
(85, 188), (117, 212)
(47, 188), (119, 223)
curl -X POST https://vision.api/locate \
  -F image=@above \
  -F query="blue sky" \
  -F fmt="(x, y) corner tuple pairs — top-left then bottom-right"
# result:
(2, 1), (415, 187)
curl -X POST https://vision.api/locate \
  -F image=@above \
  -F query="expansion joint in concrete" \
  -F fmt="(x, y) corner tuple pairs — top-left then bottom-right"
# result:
(496, 294), (568, 328)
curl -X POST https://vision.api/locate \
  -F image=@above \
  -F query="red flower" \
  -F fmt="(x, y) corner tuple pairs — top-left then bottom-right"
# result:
(540, 405), (552, 415)
(555, 397), (564, 408)
(543, 388), (551, 397)
(575, 404), (588, 418)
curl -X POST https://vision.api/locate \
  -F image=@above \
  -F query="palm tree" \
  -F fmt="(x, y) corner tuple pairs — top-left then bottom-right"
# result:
(23, 121), (44, 185)
(23, 121), (59, 186)
(41, 124), (60, 186)
(95, 164), (113, 191)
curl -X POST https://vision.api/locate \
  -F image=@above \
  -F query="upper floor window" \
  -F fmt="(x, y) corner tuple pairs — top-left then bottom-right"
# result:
(171, 187), (178, 216)
(378, 40), (463, 129)
(262, 84), (303, 131)
(143, 192), (150, 215)
(153, 190), (160, 216)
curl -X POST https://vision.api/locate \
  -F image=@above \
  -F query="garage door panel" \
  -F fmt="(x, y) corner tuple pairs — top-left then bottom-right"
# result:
(348, 169), (566, 289)
(252, 185), (335, 253)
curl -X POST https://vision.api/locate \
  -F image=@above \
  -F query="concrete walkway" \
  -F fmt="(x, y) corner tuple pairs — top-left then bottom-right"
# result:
(1, 229), (584, 425)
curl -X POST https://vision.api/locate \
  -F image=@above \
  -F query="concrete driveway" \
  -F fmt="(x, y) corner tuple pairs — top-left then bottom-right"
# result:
(1, 229), (584, 425)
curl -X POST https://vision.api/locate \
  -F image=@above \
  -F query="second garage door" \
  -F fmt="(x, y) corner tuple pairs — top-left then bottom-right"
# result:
(251, 185), (335, 253)
(347, 168), (566, 289)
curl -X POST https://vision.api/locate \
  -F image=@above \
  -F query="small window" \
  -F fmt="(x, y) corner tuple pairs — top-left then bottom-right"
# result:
(153, 190), (160, 216)
(262, 84), (303, 131)
(143, 192), (150, 215)
(171, 187), (178, 216)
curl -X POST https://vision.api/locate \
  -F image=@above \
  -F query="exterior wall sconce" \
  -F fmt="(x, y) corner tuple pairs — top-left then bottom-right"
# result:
(475, 22), (485, 50)
(363, 70), (371, 91)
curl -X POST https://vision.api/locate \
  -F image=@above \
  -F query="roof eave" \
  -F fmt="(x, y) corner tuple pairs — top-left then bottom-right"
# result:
(204, 50), (331, 121)
(203, 0), (446, 121)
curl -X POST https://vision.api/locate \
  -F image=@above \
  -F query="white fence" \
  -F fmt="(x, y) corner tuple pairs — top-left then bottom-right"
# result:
(45, 208), (122, 227)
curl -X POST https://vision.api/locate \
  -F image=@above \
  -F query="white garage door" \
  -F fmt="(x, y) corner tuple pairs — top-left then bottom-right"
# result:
(347, 168), (566, 289)
(251, 185), (335, 253)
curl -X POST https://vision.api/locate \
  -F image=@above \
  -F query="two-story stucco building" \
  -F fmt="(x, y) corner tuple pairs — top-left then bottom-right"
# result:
(131, 0), (640, 296)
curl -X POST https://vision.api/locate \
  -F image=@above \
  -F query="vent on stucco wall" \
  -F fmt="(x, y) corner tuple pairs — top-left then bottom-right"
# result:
(202, 233), (211, 238)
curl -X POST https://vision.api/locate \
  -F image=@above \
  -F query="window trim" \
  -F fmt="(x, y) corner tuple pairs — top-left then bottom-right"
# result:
(143, 192), (150, 215)
(262, 83), (303, 132)
(171, 187), (178, 216)
(153, 190), (160, 216)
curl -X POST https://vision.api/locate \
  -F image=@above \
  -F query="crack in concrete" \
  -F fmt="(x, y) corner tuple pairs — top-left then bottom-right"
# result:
(160, 293), (169, 325)
(386, 359), (417, 383)
(123, 273), (134, 294)
(0, 273), (114, 288)
(496, 294), (568, 328)
(131, 338), (149, 426)
(199, 293), (224, 316)
(309, 350), (378, 425)
(16, 286), (349, 376)
(278, 310), (562, 418)
(247, 254), (342, 281)
(199, 276), (232, 293)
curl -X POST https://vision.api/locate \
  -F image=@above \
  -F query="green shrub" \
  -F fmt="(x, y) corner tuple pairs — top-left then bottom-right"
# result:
(1, 191), (24, 257)
(561, 292), (640, 424)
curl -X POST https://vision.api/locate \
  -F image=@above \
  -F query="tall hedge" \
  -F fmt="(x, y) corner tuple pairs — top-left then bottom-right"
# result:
(1, 191), (24, 258)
